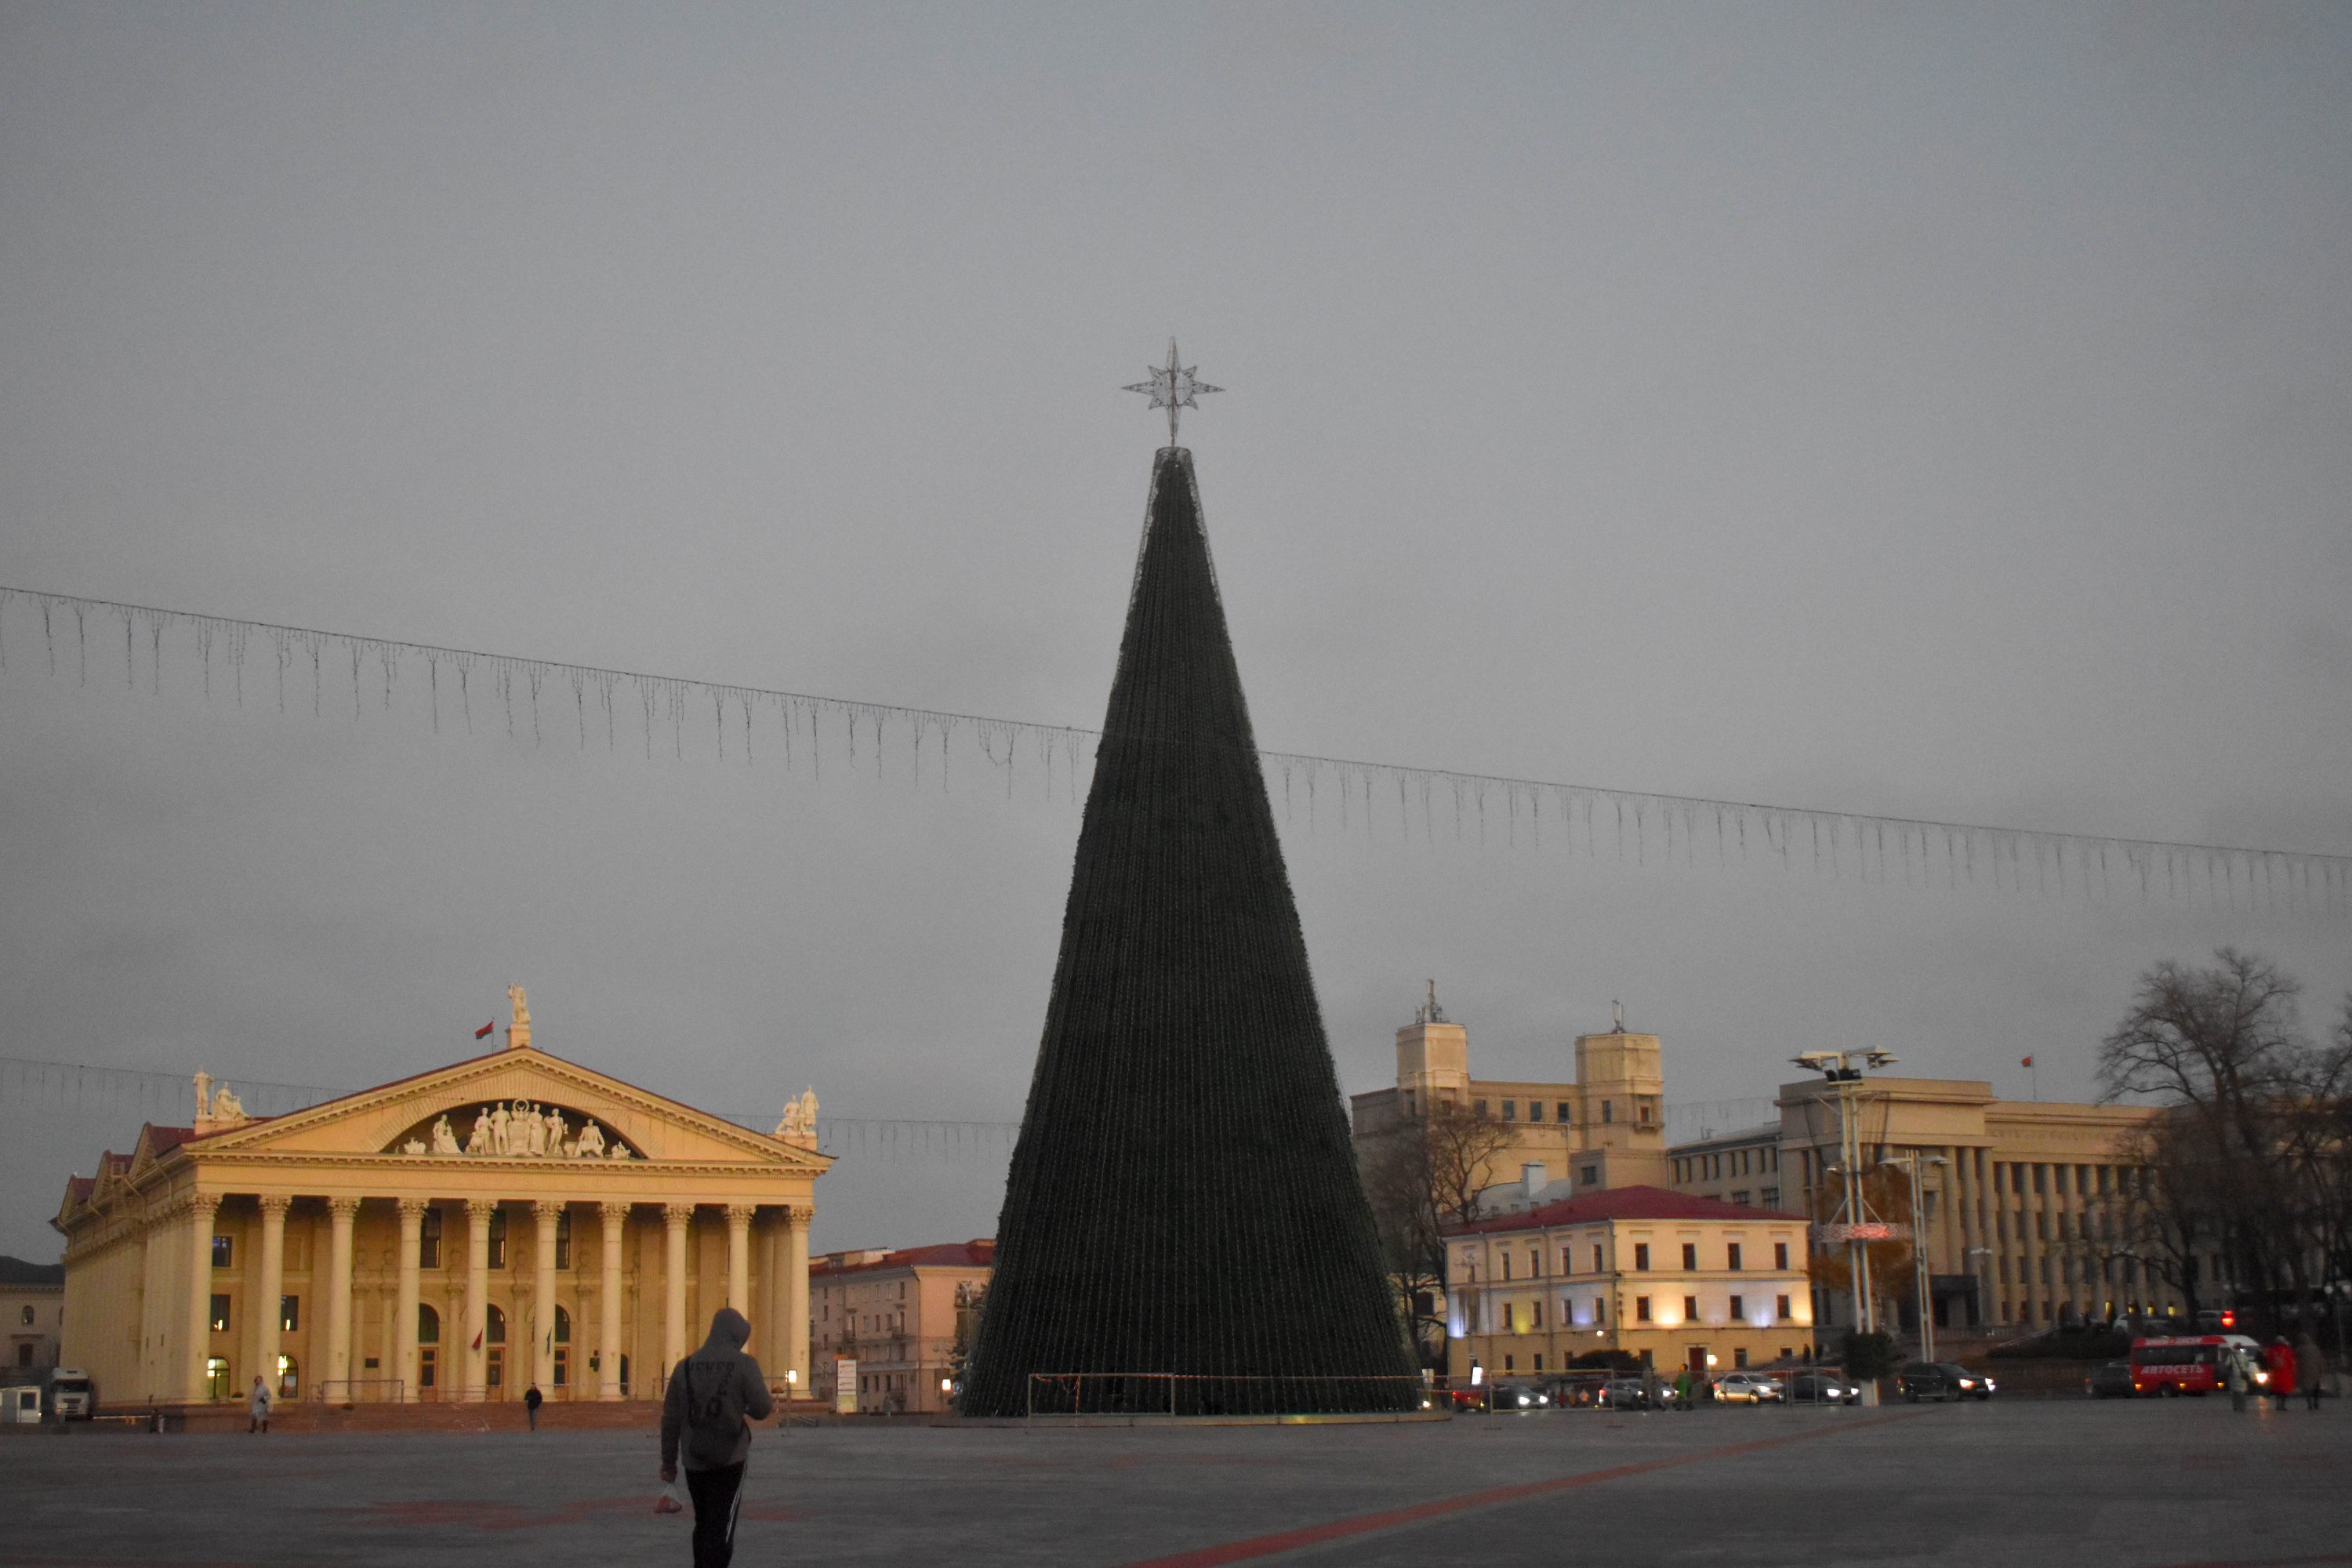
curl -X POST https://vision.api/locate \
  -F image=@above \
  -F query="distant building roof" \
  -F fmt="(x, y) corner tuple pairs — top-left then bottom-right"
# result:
(1444, 1185), (1802, 1236)
(0, 1255), (66, 1286)
(810, 1240), (993, 1278)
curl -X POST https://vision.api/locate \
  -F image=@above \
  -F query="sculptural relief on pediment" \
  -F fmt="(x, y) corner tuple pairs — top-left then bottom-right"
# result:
(379, 1100), (637, 1160)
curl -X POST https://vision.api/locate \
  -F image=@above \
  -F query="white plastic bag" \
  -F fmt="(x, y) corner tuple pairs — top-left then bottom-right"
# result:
(654, 1480), (686, 1516)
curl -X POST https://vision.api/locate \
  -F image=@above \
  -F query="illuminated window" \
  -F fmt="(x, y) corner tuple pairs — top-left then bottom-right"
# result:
(488, 1210), (508, 1269)
(209, 1294), (230, 1332)
(205, 1356), (231, 1399)
(281, 1296), (299, 1332)
(212, 1236), (233, 1269)
(18, 1305), (31, 1327)
(276, 1354), (299, 1398)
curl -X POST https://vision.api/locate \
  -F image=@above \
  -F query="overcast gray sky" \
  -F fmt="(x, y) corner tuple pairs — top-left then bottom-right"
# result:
(4, 2), (2348, 1261)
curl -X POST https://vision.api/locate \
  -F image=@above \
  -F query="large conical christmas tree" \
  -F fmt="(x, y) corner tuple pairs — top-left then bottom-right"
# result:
(960, 445), (1417, 1417)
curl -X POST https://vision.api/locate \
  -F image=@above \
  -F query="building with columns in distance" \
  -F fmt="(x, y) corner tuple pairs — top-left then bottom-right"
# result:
(49, 996), (829, 1408)
(1667, 1075), (2176, 1332)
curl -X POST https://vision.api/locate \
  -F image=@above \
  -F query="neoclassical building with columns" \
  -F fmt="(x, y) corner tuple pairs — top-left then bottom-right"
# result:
(52, 996), (829, 1407)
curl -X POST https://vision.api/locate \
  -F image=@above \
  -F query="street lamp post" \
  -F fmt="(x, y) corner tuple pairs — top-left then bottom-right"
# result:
(1881, 1152), (1950, 1363)
(1791, 1050), (1898, 1406)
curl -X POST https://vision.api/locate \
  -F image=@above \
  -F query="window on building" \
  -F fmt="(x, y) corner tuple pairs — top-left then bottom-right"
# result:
(488, 1208), (508, 1269)
(1527, 1102), (1543, 1123)
(1595, 1298), (1606, 1324)
(16, 1344), (30, 1367)
(1635, 1296), (1652, 1323)
(1731, 1191), (1749, 1207)
(281, 1296), (299, 1332)
(277, 1354), (299, 1398)
(1639, 1101), (1653, 1126)
(1762, 1187), (1779, 1209)
(1532, 1299), (1543, 1328)
(1727, 1243), (1743, 1272)
(1503, 1356), (1515, 1372)
(1730, 1294), (1744, 1320)
(1681, 1243), (1697, 1270)
(209, 1294), (230, 1332)
(1562, 1247), (1574, 1276)
(1634, 1243), (1650, 1271)
(212, 1235), (233, 1269)
(419, 1208), (443, 1269)
(1581, 1165), (1599, 1185)
(1602, 1101), (1613, 1124)
(1734, 1347), (1749, 1369)
(1682, 1295), (1698, 1320)
(1556, 1102), (1572, 1123)
(1501, 1254), (1512, 1283)
(205, 1356), (231, 1399)
(1472, 1100), (1488, 1117)
(1776, 1294), (1791, 1321)
(18, 1305), (31, 1326)
(1773, 1242), (1788, 1270)
(1502, 1100), (1516, 1121)
(555, 1210), (572, 1270)
(1592, 1243), (1603, 1272)
(1528, 1247), (1541, 1279)
(418, 1301), (441, 1344)
(1534, 1354), (1544, 1371)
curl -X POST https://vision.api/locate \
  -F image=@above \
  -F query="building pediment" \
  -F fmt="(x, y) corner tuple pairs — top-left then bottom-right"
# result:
(187, 1047), (826, 1172)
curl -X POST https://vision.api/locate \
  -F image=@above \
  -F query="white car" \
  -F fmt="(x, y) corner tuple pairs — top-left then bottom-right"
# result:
(1713, 1372), (1784, 1404)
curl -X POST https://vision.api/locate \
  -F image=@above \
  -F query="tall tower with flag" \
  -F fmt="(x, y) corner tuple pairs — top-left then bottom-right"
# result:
(959, 347), (1418, 1417)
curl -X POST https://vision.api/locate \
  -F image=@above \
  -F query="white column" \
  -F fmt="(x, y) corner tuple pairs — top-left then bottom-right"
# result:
(725, 1204), (753, 1319)
(395, 1200), (424, 1402)
(598, 1202), (627, 1401)
(764, 1212), (788, 1381)
(662, 1203), (692, 1383)
(325, 1197), (359, 1397)
(533, 1201), (561, 1394)
(464, 1199), (494, 1399)
(184, 1192), (221, 1403)
(785, 1204), (811, 1397)
(251, 1196), (289, 1400)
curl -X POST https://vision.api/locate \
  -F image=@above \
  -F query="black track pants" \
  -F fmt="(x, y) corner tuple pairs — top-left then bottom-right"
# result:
(685, 1462), (745, 1568)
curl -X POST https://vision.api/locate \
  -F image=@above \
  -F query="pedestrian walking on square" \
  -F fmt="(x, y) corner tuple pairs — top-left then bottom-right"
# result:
(1671, 1368), (1691, 1410)
(2225, 1348), (2248, 1412)
(659, 1307), (773, 1568)
(247, 1375), (271, 1434)
(2266, 1338), (2297, 1412)
(524, 1383), (543, 1431)
(2295, 1334), (2325, 1411)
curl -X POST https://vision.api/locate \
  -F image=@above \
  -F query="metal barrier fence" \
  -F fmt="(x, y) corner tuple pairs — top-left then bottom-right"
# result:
(1452, 1367), (1871, 1412)
(1025, 1374), (1428, 1417)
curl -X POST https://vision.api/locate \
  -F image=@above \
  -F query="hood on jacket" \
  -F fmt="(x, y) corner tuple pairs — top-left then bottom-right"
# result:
(701, 1306), (751, 1354)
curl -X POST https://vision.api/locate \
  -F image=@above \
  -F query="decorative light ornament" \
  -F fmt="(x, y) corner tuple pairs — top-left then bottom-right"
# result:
(1123, 337), (1221, 446)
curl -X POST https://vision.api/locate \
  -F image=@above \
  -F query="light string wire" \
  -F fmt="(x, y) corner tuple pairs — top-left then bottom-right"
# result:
(3, 583), (2347, 918)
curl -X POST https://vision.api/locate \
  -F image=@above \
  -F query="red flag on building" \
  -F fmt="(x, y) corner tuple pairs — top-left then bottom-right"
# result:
(471, 1329), (483, 1351)
(2020, 1055), (2034, 1068)
(475, 1021), (495, 1039)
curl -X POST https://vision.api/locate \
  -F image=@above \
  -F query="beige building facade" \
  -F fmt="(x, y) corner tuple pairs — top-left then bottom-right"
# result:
(810, 1239), (993, 1415)
(2, 1257), (65, 1374)
(1351, 991), (1670, 1194)
(51, 998), (829, 1407)
(1668, 1076), (2176, 1331)
(1445, 1188), (1812, 1378)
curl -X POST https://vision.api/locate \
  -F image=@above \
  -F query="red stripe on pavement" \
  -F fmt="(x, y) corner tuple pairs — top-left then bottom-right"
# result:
(1126, 1412), (1923, 1568)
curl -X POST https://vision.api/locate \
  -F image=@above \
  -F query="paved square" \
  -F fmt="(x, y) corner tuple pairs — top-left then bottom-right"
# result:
(3, 1400), (2346, 1566)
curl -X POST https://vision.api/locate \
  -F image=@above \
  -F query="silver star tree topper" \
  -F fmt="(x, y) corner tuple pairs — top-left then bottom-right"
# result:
(1123, 338), (1221, 446)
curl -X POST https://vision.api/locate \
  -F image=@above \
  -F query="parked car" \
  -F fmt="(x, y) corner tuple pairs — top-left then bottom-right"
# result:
(1713, 1372), (1784, 1405)
(2088, 1359), (2138, 1399)
(1897, 1361), (1996, 1402)
(1785, 1370), (1862, 1403)
(1596, 1376), (1653, 1410)
(1490, 1381), (1550, 1411)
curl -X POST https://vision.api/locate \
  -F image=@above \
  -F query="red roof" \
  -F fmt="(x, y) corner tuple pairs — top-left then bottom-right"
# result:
(143, 1125), (197, 1155)
(1443, 1185), (1803, 1236)
(811, 1240), (993, 1278)
(64, 1177), (94, 1205)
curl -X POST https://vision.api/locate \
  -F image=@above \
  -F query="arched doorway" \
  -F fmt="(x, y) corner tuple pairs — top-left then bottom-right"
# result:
(486, 1305), (507, 1396)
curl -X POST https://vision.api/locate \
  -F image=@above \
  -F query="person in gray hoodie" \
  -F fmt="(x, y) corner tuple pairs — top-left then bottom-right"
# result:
(659, 1307), (774, 1568)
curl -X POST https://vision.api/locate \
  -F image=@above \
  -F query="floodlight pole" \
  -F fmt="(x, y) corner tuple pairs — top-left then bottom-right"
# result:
(1882, 1152), (1948, 1363)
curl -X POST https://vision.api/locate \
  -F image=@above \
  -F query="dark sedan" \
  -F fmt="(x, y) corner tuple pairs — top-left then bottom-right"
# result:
(1898, 1360), (1996, 1401)
(2088, 1359), (2137, 1398)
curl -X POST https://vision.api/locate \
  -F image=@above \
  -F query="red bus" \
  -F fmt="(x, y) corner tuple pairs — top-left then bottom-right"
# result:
(2129, 1335), (2268, 1396)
